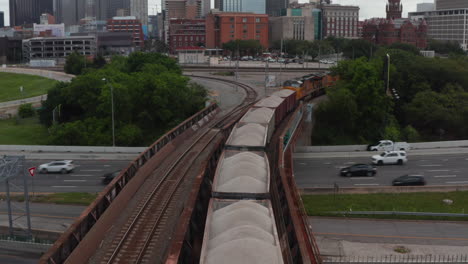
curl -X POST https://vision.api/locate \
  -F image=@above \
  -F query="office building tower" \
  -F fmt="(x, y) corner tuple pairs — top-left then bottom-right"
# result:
(435, 0), (468, 10)
(217, 0), (266, 14)
(53, 0), (86, 26)
(322, 3), (359, 39)
(266, 0), (289, 16)
(131, 0), (148, 25)
(108, 0), (130, 19)
(0, 12), (4, 28)
(9, 0), (53, 26)
(417, 3), (435, 12)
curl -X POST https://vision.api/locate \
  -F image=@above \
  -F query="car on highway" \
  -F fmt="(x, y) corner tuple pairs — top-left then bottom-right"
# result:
(367, 140), (410, 151)
(340, 164), (377, 177)
(38, 160), (75, 174)
(372, 151), (407, 165)
(102, 170), (121, 184)
(392, 175), (426, 186)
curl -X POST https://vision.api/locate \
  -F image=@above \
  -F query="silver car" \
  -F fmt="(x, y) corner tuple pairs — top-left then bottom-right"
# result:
(38, 160), (75, 174)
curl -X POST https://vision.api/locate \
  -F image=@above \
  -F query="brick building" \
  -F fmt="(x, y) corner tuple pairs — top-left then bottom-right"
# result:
(205, 12), (269, 50)
(169, 19), (206, 53)
(107, 16), (144, 48)
(362, 0), (427, 49)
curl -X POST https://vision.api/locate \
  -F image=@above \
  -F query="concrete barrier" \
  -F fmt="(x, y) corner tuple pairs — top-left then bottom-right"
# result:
(0, 67), (74, 82)
(300, 185), (468, 195)
(296, 140), (468, 153)
(0, 145), (146, 153)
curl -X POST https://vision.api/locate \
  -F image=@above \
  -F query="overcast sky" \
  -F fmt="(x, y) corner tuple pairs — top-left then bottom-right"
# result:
(0, 0), (434, 27)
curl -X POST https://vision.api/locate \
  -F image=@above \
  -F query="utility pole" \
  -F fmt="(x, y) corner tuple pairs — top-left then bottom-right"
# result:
(264, 58), (269, 96)
(102, 78), (116, 147)
(279, 38), (283, 87)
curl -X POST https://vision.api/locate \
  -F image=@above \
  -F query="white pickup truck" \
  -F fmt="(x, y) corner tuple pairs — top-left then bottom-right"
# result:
(367, 140), (410, 151)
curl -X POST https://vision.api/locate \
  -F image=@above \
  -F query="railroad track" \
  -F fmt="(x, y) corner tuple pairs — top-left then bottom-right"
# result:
(188, 75), (258, 128)
(99, 78), (257, 264)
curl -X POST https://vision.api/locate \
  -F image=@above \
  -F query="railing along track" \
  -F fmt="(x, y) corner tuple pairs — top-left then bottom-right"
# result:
(101, 78), (258, 264)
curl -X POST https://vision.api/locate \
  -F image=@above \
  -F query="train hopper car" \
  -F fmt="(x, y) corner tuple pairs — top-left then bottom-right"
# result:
(239, 107), (275, 142)
(212, 150), (270, 199)
(200, 199), (284, 264)
(253, 95), (287, 127)
(225, 122), (270, 150)
(271, 89), (297, 113)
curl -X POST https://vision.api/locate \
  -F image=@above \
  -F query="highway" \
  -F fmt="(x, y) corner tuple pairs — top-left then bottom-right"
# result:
(0, 159), (129, 193)
(294, 153), (468, 188)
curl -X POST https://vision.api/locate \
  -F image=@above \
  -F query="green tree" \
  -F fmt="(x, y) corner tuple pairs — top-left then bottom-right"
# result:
(64, 52), (89, 75)
(342, 39), (378, 59)
(428, 39), (465, 55)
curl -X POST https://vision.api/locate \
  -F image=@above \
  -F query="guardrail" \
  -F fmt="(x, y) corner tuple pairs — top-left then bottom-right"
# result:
(39, 103), (219, 264)
(296, 140), (468, 153)
(275, 102), (322, 264)
(324, 255), (468, 263)
(331, 211), (468, 217)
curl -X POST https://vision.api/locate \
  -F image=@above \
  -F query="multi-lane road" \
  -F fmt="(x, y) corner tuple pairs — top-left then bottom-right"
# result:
(1, 159), (130, 193)
(294, 153), (468, 188)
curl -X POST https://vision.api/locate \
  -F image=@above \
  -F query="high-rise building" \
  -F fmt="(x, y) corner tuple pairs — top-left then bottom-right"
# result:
(435, 0), (468, 10)
(108, 0), (130, 18)
(417, 3), (435, 12)
(53, 0), (86, 26)
(107, 16), (144, 47)
(217, 0), (266, 14)
(386, 0), (403, 19)
(164, 0), (209, 19)
(322, 3), (359, 39)
(131, 0), (148, 25)
(9, 0), (53, 26)
(0, 12), (4, 28)
(409, 2), (468, 50)
(266, 0), (289, 16)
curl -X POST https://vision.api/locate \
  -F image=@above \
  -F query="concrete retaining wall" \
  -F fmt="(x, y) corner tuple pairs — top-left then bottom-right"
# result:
(0, 145), (146, 153)
(296, 140), (468, 153)
(0, 67), (74, 82)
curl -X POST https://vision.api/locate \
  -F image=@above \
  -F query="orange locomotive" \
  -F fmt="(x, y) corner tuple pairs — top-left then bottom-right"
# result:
(282, 71), (339, 100)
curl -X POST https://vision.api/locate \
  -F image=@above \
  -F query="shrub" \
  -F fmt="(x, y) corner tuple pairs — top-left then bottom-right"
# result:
(18, 103), (35, 118)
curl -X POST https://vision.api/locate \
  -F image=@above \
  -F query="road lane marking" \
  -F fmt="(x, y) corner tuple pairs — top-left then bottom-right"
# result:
(299, 163), (307, 165)
(419, 164), (442, 167)
(313, 232), (468, 242)
(345, 162), (355, 164)
(64, 180), (86, 182)
(104, 165), (111, 167)
(335, 166), (347, 169)
(0, 212), (76, 220)
(354, 184), (380, 186)
(72, 174), (93, 177)
(324, 162), (331, 165)
(447, 181), (468, 184)
(80, 169), (103, 172)
(434, 175), (456, 178)
(427, 170), (450, 172)
(51, 186), (77, 188)
(350, 177), (376, 180)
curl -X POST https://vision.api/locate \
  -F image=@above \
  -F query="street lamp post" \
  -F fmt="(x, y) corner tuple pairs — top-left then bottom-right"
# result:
(102, 78), (115, 147)
(386, 54), (390, 94)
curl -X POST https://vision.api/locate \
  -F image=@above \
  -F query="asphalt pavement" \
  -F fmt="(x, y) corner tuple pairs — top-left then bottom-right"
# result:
(310, 217), (468, 257)
(1, 159), (130, 193)
(294, 153), (468, 188)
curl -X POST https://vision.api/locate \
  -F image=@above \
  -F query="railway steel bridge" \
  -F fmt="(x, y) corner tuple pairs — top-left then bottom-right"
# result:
(39, 77), (320, 264)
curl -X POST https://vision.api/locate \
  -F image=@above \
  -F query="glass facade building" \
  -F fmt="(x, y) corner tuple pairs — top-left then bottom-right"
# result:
(220, 0), (266, 14)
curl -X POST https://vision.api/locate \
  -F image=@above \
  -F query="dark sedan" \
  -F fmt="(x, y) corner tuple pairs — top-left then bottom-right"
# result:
(102, 170), (121, 185)
(392, 175), (426, 186)
(340, 164), (377, 177)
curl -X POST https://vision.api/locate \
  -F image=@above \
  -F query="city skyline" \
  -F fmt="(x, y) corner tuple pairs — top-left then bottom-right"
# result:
(0, 0), (431, 27)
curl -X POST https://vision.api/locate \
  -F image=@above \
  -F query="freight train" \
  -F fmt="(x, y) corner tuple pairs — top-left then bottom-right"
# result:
(200, 89), (297, 264)
(282, 71), (339, 100)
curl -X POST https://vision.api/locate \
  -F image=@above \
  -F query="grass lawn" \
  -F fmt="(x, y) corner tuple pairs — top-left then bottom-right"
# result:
(0, 72), (57, 103)
(1, 193), (99, 206)
(302, 192), (468, 221)
(0, 117), (49, 145)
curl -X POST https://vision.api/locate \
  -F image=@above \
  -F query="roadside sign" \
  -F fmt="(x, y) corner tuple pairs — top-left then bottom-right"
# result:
(28, 167), (36, 177)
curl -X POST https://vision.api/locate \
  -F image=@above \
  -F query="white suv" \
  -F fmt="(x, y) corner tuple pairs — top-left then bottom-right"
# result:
(38, 160), (75, 174)
(372, 151), (407, 165)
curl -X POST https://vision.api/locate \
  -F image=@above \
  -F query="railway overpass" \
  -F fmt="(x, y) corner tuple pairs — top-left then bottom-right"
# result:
(38, 77), (320, 264)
